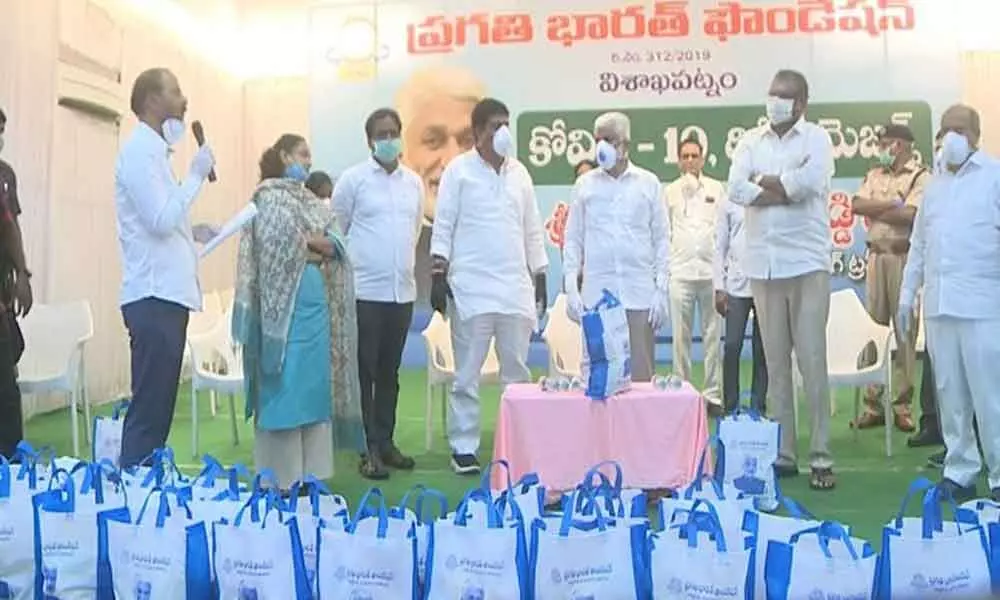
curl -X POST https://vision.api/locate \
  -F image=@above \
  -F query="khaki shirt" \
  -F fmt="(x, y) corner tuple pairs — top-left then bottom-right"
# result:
(857, 159), (929, 249)
(663, 173), (725, 281)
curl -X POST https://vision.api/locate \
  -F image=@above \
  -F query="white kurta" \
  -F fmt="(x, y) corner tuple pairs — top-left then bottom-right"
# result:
(430, 151), (547, 322)
(562, 163), (670, 310)
(429, 150), (548, 457)
(900, 150), (1000, 489)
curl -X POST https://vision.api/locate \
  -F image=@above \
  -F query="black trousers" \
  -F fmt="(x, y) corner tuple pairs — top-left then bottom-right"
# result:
(723, 295), (768, 413)
(0, 319), (22, 459)
(120, 298), (189, 468)
(356, 300), (413, 453)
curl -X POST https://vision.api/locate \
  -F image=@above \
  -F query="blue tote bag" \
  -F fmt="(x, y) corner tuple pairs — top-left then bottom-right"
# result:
(424, 487), (529, 599)
(877, 478), (995, 599)
(764, 521), (876, 600)
(101, 486), (212, 600)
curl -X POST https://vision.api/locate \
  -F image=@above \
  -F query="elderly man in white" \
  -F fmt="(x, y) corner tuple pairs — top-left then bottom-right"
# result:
(899, 104), (1000, 502)
(430, 98), (548, 475)
(663, 136), (725, 404)
(727, 69), (836, 491)
(563, 111), (670, 382)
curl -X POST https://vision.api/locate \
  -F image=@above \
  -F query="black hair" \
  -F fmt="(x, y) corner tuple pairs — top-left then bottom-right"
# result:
(129, 68), (171, 116)
(305, 171), (333, 197)
(364, 108), (402, 140)
(773, 69), (809, 102)
(679, 135), (703, 156)
(574, 160), (598, 177)
(0, 108), (6, 126)
(471, 98), (509, 131)
(259, 133), (306, 181)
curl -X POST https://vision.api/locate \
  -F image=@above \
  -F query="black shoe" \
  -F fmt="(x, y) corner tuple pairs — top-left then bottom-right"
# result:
(381, 445), (415, 470)
(927, 451), (945, 469)
(359, 453), (390, 481)
(908, 429), (944, 448)
(450, 453), (481, 475)
(937, 478), (977, 503)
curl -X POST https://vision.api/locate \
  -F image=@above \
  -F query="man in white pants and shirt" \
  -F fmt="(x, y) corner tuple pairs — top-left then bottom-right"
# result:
(430, 98), (548, 474)
(663, 136), (724, 403)
(563, 111), (670, 382)
(727, 69), (836, 491)
(899, 104), (1000, 502)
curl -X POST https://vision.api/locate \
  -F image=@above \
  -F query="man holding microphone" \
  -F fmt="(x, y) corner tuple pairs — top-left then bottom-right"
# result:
(115, 68), (215, 468)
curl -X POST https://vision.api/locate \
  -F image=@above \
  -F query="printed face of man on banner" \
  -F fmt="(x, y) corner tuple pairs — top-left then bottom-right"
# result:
(395, 66), (486, 224)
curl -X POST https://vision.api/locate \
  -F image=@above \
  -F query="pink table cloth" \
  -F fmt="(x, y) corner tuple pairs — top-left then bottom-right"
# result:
(491, 382), (710, 492)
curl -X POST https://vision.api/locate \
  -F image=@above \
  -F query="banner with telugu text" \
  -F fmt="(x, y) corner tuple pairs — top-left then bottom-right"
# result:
(307, 0), (962, 332)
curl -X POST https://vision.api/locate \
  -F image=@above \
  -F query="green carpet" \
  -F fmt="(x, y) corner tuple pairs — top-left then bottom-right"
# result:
(23, 363), (953, 545)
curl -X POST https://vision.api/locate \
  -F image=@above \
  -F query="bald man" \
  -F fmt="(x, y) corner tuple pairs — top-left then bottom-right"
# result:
(396, 67), (486, 305)
(899, 103), (1000, 502)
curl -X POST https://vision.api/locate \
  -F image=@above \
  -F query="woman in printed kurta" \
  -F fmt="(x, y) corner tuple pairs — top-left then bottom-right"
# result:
(233, 134), (365, 490)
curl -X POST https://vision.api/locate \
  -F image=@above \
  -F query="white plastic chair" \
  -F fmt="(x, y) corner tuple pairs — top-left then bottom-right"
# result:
(793, 289), (893, 456)
(18, 301), (94, 457)
(542, 293), (583, 378)
(187, 309), (243, 457)
(184, 291), (223, 414)
(420, 312), (499, 451)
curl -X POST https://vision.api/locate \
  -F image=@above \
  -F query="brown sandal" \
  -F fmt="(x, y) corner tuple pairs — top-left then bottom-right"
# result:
(810, 467), (836, 491)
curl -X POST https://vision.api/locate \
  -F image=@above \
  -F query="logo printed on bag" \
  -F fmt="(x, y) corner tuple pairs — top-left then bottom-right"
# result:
(550, 568), (562, 584)
(808, 591), (867, 600)
(910, 571), (973, 593)
(42, 541), (79, 557)
(446, 555), (459, 570)
(668, 578), (683, 594)
(448, 556), (506, 577)
(560, 564), (613, 586)
(0, 525), (13, 540)
(129, 552), (172, 569)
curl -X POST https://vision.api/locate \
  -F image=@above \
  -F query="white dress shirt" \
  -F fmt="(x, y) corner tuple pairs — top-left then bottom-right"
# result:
(429, 151), (548, 322)
(714, 196), (751, 298)
(663, 173), (724, 282)
(727, 118), (834, 280)
(900, 151), (1000, 320)
(332, 157), (424, 303)
(563, 163), (671, 310)
(115, 122), (203, 310)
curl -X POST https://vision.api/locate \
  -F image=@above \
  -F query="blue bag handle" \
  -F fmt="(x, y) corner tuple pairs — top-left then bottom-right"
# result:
(194, 455), (226, 488)
(38, 469), (76, 513)
(478, 459), (516, 496)
(774, 484), (816, 521)
(111, 399), (130, 420)
(581, 461), (624, 496)
(453, 487), (504, 528)
(0, 454), (11, 499)
(573, 473), (626, 519)
(393, 484), (448, 524)
(72, 460), (121, 505)
(890, 477), (953, 538)
(789, 521), (860, 560)
(348, 487), (390, 537)
(286, 475), (341, 518)
(559, 487), (612, 536)
(136, 448), (188, 490)
(675, 498), (728, 552)
(209, 464), (252, 502)
(136, 486), (195, 528)
(13, 441), (56, 486)
(233, 484), (285, 528)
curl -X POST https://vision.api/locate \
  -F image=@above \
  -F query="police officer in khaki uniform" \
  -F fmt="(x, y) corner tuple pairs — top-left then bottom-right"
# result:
(851, 124), (929, 432)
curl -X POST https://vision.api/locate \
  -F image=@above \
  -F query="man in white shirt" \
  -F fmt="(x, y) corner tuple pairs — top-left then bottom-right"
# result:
(714, 196), (767, 413)
(899, 104), (1000, 502)
(663, 137), (724, 404)
(430, 98), (548, 474)
(332, 108), (424, 480)
(727, 70), (836, 491)
(115, 68), (215, 468)
(563, 111), (670, 383)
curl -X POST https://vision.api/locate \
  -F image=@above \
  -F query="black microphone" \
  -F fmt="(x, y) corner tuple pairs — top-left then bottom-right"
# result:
(191, 120), (217, 183)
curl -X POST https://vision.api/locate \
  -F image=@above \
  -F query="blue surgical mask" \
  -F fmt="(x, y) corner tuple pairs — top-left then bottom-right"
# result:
(373, 138), (402, 163)
(285, 162), (309, 182)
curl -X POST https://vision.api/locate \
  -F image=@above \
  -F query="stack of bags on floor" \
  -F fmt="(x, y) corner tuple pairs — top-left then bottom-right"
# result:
(1, 439), (1000, 599)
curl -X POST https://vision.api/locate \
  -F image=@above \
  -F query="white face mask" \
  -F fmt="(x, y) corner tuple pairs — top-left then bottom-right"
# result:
(492, 125), (513, 157)
(162, 118), (185, 147)
(595, 140), (618, 170)
(941, 131), (972, 167)
(766, 96), (795, 125)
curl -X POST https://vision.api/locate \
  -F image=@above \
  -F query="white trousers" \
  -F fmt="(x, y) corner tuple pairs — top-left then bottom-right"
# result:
(670, 279), (722, 401)
(448, 310), (533, 455)
(927, 316), (1000, 489)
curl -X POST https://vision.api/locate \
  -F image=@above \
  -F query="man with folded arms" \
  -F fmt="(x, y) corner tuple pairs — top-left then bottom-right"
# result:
(727, 69), (836, 491)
